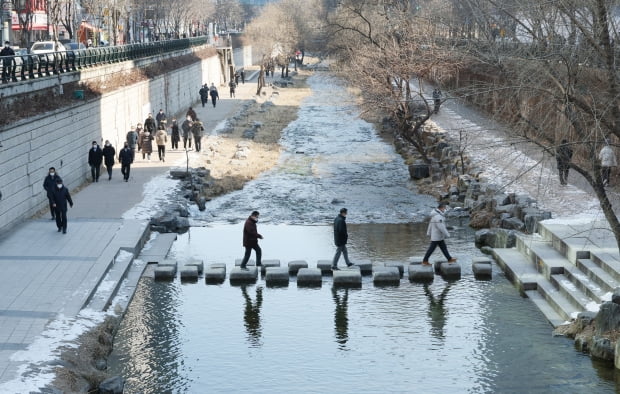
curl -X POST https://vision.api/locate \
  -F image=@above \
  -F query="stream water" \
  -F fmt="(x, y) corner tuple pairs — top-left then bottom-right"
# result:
(108, 75), (620, 393)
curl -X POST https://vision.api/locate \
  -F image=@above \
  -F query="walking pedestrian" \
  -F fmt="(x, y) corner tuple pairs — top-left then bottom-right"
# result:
(118, 142), (133, 182)
(155, 109), (167, 128)
(181, 117), (193, 149)
(332, 208), (354, 270)
(186, 107), (197, 121)
(43, 167), (62, 220)
(556, 139), (573, 186)
(234, 71), (240, 85)
(170, 118), (180, 150)
(199, 84), (209, 108)
(240, 70), (245, 84)
(192, 119), (204, 152)
(432, 88), (442, 114)
(102, 140), (116, 180)
(210, 83), (219, 108)
(155, 125), (167, 162)
(51, 178), (73, 234)
(0, 41), (15, 83)
(422, 202), (456, 266)
(144, 113), (156, 134)
(229, 80), (237, 98)
(599, 143), (617, 187)
(88, 141), (103, 182)
(127, 125), (139, 161)
(240, 211), (263, 269)
(140, 130), (153, 160)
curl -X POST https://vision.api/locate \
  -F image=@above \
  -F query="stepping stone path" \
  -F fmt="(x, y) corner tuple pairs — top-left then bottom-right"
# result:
(409, 264), (434, 283)
(472, 257), (492, 279)
(265, 267), (290, 286)
(288, 260), (308, 275)
(297, 268), (322, 287)
(373, 267), (400, 286)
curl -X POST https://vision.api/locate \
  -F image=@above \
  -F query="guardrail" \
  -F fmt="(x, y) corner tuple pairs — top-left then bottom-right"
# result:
(0, 36), (210, 83)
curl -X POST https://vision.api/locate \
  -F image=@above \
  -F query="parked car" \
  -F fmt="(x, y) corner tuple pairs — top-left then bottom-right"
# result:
(14, 48), (38, 71)
(30, 41), (66, 66)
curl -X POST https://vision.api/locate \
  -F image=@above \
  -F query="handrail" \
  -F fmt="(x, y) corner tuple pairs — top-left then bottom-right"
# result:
(0, 36), (210, 84)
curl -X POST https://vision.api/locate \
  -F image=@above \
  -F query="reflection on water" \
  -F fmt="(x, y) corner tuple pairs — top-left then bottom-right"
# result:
(241, 286), (263, 347)
(332, 288), (349, 349)
(108, 225), (619, 393)
(424, 282), (452, 341)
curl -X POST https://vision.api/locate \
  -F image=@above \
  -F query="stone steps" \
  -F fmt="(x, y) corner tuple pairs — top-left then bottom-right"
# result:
(492, 221), (620, 328)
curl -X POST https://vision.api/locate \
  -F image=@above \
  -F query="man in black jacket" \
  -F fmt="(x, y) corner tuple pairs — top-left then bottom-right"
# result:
(88, 141), (103, 182)
(42, 167), (62, 219)
(51, 178), (73, 234)
(332, 208), (354, 270)
(556, 139), (573, 186)
(240, 211), (263, 269)
(118, 142), (133, 182)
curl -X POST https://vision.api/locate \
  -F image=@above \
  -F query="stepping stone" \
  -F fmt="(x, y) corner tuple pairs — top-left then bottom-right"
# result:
(333, 269), (362, 288)
(408, 256), (425, 265)
(317, 260), (334, 275)
(205, 267), (226, 284)
(433, 260), (446, 274)
(265, 267), (289, 286)
(185, 259), (204, 274)
(472, 258), (492, 279)
(230, 266), (258, 284)
(154, 266), (176, 281)
(373, 267), (400, 286)
(288, 260), (308, 275)
(180, 265), (199, 281)
(384, 261), (405, 278)
(209, 263), (226, 270)
(159, 259), (178, 273)
(408, 264), (434, 283)
(297, 268), (322, 287)
(260, 259), (281, 275)
(352, 260), (373, 275)
(439, 262), (461, 280)
(235, 259), (255, 267)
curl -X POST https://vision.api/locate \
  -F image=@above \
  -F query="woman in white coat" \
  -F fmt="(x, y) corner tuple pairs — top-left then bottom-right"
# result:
(599, 144), (617, 186)
(422, 202), (457, 266)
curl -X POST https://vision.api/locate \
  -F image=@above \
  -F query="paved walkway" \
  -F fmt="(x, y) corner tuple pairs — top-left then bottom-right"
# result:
(0, 71), (260, 387)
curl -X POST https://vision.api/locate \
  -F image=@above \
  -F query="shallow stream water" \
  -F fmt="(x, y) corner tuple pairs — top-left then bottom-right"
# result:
(108, 75), (620, 393)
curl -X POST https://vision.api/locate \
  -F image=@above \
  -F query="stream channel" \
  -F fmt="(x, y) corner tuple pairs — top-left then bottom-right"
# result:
(108, 74), (619, 393)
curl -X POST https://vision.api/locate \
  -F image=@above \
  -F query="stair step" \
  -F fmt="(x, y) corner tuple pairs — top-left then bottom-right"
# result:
(525, 290), (566, 328)
(526, 240), (570, 278)
(591, 252), (620, 284)
(536, 278), (581, 322)
(550, 274), (595, 311)
(492, 248), (541, 291)
(573, 259), (617, 296)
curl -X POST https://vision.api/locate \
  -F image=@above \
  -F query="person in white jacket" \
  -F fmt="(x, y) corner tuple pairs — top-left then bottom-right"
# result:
(599, 144), (617, 186)
(422, 202), (457, 266)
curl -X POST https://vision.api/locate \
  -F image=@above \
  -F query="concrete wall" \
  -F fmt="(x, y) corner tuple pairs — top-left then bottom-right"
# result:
(0, 48), (242, 235)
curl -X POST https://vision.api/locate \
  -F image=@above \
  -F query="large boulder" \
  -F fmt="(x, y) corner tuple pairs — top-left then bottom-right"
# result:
(590, 336), (614, 361)
(99, 376), (124, 394)
(501, 217), (525, 231)
(408, 162), (430, 179)
(595, 302), (620, 335)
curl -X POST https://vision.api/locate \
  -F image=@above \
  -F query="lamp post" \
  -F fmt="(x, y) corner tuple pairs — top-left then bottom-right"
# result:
(1, 0), (11, 44)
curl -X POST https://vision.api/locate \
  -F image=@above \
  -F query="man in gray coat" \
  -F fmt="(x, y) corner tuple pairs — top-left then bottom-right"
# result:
(422, 202), (456, 266)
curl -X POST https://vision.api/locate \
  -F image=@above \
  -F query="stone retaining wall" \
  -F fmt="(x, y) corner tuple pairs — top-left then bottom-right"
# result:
(0, 48), (245, 235)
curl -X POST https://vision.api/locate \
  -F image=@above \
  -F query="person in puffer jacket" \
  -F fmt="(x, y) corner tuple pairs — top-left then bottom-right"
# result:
(422, 202), (456, 266)
(599, 143), (617, 187)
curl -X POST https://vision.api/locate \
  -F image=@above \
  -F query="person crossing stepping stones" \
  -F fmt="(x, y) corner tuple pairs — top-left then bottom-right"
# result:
(422, 202), (457, 266)
(240, 211), (263, 270)
(332, 208), (354, 270)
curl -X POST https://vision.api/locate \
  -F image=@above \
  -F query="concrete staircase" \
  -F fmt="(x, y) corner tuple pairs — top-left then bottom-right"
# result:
(492, 220), (620, 327)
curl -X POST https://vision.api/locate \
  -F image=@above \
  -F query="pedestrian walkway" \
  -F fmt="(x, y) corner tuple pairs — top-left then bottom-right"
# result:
(0, 70), (260, 387)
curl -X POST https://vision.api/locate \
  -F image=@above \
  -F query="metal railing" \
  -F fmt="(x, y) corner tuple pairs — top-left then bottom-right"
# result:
(0, 36), (210, 84)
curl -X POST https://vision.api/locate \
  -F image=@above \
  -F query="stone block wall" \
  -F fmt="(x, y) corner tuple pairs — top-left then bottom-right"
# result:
(0, 49), (238, 235)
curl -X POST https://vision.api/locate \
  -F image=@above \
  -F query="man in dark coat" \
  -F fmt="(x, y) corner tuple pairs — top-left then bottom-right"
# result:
(0, 41), (15, 83)
(181, 118), (193, 149)
(43, 167), (62, 220)
(186, 107), (197, 121)
(556, 139), (573, 186)
(170, 118), (180, 150)
(144, 113), (156, 134)
(102, 140), (116, 180)
(199, 84), (209, 107)
(126, 125), (139, 161)
(88, 141), (103, 182)
(209, 84), (219, 108)
(118, 142), (133, 182)
(240, 211), (263, 269)
(51, 178), (73, 234)
(155, 109), (167, 128)
(191, 119), (204, 152)
(332, 208), (354, 270)
(229, 80), (237, 98)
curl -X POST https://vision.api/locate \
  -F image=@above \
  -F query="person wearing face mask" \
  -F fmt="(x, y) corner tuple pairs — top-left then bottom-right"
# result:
(88, 141), (103, 182)
(0, 41), (15, 83)
(144, 113), (156, 134)
(239, 211), (264, 270)
(140, 129), (154, 161)
(118, 142), (133, 182)
(43, 167), (62, 220)
(102, 140), (116, 181)
(51, 178), (73, 234)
